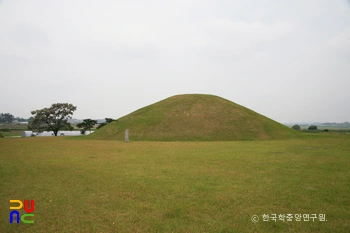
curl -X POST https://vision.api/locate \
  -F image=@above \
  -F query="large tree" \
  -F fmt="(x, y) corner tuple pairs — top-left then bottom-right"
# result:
(77, 119), (97, 134)
(28, 103), (77, 136)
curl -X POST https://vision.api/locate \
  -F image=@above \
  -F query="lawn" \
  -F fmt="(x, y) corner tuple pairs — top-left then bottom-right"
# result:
(0, 130), (22, 137)
(0, 135), (349, 232)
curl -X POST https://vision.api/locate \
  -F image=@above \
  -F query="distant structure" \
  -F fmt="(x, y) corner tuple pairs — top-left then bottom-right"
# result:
(125, 129), (129, 142)
(21, 131), (94, 137)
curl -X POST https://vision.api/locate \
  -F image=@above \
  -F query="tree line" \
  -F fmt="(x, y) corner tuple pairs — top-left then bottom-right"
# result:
(0, 113), (28, 123)
(28, 103), (116, 136)
(292, 124), (318, 131)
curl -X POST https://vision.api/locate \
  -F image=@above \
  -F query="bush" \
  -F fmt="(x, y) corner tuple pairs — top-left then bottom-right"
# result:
(324, 129), (329, 132)
(292, 124), (301, 131)
(308, 125), (317, 130)
(0, 132), (4, 138)
(0, 128), (10, 132)
(97, 122), (107, 129)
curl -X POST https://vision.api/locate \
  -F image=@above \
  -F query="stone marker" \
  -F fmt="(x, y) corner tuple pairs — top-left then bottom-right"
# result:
(125, 129), (129, 142)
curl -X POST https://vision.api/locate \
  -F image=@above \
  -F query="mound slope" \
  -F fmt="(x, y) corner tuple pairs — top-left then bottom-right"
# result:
(89, 94), (299, 141)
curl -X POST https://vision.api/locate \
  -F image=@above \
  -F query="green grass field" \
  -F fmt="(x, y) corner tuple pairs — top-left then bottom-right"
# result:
(0, 131), (22, 137)
(0, 135), (349, 232)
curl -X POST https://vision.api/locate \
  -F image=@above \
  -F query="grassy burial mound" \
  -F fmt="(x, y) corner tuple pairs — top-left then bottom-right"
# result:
(89, 94), (299, 141)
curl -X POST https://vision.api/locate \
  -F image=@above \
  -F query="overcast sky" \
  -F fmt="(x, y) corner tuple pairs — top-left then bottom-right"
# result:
(0, 0), (349, 123)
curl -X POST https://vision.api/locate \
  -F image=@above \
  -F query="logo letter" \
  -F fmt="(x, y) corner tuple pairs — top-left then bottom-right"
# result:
(24, 200), (35, 213)
(10, 200), (23, 210)
(21, 214), (34, 224)
(9, 210), (20, 223)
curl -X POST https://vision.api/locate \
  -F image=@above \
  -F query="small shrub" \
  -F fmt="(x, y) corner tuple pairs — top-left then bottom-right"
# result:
(97, 122), (107, 129)
(0, 132), (4, 138)
(308, 125), (317, 130)
(292, 124), (301, 131)
(324, 129), (329, 132)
